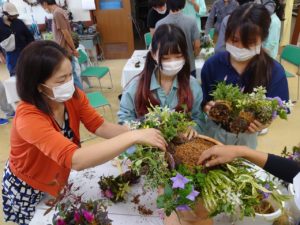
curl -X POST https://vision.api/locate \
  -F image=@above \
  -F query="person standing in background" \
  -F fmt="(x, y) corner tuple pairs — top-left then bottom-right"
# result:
(156, 0), (201, 77)
(0, 2), (34, 77)
(147, 0), (169, 36)
(260, 0), (285, 59)
(204, 0), (238, 40)
(38, 0), (83, 90)
(182, 0), (207, 32)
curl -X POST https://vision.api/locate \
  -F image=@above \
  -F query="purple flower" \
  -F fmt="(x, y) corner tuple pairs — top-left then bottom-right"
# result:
(293, 152), (300, 160)
(74, 211), (81, 222)
(273, 97), (283, 107)
(176, 205), (191, 211)
(82, 209), (94, 223)
(104, 189), (114, 199)
(170, 173), (189, 189)
(56, 218), (66, 225)
(186, 188), (200, 201)
(262, 184), (271, 199)
(224, 75), (228, 81)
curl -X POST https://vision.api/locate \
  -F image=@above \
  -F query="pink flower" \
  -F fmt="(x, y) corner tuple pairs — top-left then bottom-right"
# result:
(74, 211), (81, 222)
(82, 209), (94, 223)
(56, 218), (66, 225)
(104, 189), (114, 198)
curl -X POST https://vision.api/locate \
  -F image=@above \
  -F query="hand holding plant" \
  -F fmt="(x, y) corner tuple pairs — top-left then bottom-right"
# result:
(209, 83), (291, 134)
(133, 128), (167, 151)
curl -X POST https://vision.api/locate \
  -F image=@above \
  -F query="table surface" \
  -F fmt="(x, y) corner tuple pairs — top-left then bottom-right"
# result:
(29, 158), (298, 225)
(121, 50), (205, 89)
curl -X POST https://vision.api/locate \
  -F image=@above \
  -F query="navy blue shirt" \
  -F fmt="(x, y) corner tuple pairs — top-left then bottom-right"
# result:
(201, 51), (289, 104)
(0, 17), (34, 51)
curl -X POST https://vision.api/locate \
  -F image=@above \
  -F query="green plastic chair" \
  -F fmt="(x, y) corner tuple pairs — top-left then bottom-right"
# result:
(86, 92), (114, 120)
(144, 32), (152, 49)
(78, 49), (113, 90)
(208, 28), (215, 40)
(279, 45), (300, 100)
(80, 92), (114, 143)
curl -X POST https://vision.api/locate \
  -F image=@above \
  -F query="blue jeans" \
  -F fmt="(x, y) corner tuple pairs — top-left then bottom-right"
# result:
(6, 50), (20, 77)
(71, 56), (83, 90)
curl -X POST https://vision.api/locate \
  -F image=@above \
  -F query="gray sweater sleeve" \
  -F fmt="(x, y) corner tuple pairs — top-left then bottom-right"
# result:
(215, 15), (229, 53)
(205, 3), (217, 34)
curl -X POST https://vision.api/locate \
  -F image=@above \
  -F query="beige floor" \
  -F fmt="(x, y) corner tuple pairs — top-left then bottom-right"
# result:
(0, 58), (299, 224)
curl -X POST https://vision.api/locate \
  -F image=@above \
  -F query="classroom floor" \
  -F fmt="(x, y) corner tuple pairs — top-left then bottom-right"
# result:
(0, 57), (300, 224)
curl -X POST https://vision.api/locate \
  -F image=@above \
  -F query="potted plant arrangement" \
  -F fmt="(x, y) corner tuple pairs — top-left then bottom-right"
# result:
(98, 170), (140, 203)
(112, 106), (289, 225)
(209, 82), (290, 134)
(48, 183), (112, 225)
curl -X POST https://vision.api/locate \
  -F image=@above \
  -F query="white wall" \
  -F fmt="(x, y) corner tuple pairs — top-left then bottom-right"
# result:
(8, 0), (91, 25)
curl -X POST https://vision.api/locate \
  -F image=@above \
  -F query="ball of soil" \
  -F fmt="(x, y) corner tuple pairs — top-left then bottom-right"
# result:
(173, 138), (216, 167)
(229, 111), (254, 134)
(209, 101), (232, 124)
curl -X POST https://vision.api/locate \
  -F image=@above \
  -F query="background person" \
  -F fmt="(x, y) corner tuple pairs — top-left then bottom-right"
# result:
(147, 0), (169, 36)
(156, 0), (201, 77)
(0, 2), (34, 76)
(38, 0), (83, 90)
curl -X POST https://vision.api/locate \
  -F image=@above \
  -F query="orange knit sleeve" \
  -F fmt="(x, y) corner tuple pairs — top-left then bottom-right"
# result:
(16, 106), (78, 169)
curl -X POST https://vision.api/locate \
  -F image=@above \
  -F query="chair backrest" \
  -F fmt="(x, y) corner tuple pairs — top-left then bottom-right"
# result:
(209, 28), (215, 40)
(78, 49), (88, 65)
(280, 45), (300, 67)
(144, 32), (152, 49)
(86, 92), (109, 108)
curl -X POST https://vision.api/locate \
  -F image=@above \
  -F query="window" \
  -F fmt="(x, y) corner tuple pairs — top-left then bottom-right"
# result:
(99, 0), (123, 10)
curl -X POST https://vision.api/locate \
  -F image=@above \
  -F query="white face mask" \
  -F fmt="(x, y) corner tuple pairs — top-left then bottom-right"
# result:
(160, 59), (185, 76)
(43, 77), (75, 102)
(226, 43), (261, 62)
(155, 5), (167, 14)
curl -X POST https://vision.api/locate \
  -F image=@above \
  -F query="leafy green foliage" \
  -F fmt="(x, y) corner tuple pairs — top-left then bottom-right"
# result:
(117, 106), (289, 221)
(211, 82), (245, 106)
(139, 105), (195, 142)
(211, 83), (290, 132)
(98, 171), (140, 203)
(128, 145), (171, 189)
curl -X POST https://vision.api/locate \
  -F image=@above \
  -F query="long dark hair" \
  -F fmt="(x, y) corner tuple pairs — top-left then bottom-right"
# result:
(225, 3), (273, 93)
(273, 0), (285, 20)
(16, 40), (72, 114)
(135, 24), (193, 117)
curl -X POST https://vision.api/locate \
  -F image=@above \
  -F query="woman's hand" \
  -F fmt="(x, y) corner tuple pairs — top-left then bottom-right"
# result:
(197, 145), (245, 167)
(183, 127), (198, 140)
(134, 128), (167, 151)
(203, 101), (215, 115)
(247, 120), (270, 133)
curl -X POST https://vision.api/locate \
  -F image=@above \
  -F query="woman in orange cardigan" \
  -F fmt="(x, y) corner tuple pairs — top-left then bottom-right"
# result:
(1, 41), (167, 225)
